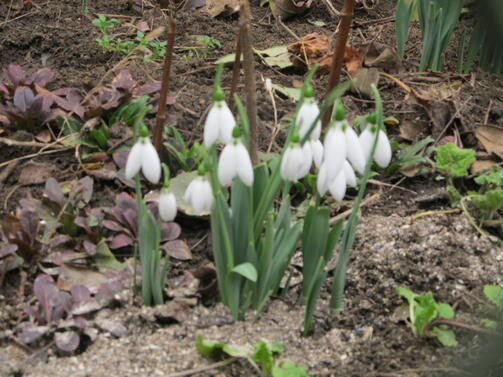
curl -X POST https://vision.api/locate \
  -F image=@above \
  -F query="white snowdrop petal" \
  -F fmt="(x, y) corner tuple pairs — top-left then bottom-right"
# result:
(375, 130), (392, 168)
(344, 126), (366, 175)
(310, 140), (324, 168)
(203, 105), (220, 147)
(358, 127), (374, 164)
(217, 102), (236, 145)
(281, 146), (303, 181)
(159, 191), (177, 222)
(328, 170), (347, 201)
(317, 163), (329, 196)
(184, 178), (200, 204)
(343, 160), (357, 188)
(323, 127), (346, 181)
(298, 142), (313, 178)
(125, 142), (144, 180)
(141, 139), (161, 184)
(218, 144), (237, 186)
(235, 143), (254, 186)
(200, 180), (214, 212)
(297, 101), (321, 140)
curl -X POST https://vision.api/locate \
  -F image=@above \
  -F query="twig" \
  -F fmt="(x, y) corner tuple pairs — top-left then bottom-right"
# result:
(0, 160), (19, 185)
(320, 0), (342, 17)
(154, 15), (176, 151)
(323, 0), (356, 128)
(239, 0), (259, 164)
(425, 318), (494, 335)
(164, 358), (237, 377)
(407, 208), (461, 224)
(228, 28), (243, 112)
(0, 137), (66, 148)
(0, 146), (73, 169)
(329, 192), (380, 224)
(277, 16), (299, 40)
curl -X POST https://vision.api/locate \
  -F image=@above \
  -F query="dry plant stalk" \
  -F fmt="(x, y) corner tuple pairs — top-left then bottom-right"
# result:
(154, 15), (176, 151)
(239, 0), (259, 164)
(228, 28), (243, 111)
(323, 0), (356, 128)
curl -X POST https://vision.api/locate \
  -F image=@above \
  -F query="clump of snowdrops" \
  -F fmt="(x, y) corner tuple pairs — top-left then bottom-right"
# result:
(124, 67), (391, 334)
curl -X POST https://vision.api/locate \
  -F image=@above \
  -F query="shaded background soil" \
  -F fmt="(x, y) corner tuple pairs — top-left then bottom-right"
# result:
(0, 0), (502, 376)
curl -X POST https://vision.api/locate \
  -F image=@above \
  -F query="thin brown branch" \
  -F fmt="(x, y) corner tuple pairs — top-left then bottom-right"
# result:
(153, 15), (176, 151)
(322, 0), (356, 128)
(425, 318), (494, 335)
(239, 0), (259, 164)
(228, 28), (243, 112)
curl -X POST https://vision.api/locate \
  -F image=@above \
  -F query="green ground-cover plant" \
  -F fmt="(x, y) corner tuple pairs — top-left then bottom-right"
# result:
(92, 15), (167, 62)
(482, 284), (503, 328)
(387, 137), (434, 176)
(397, 287), (457, 347)
(196, 336), (309, 377)
(163, 126), (199, 172)
(434, 143), (503, 238)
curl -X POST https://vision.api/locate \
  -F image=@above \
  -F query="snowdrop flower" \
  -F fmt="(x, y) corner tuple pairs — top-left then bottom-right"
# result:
(159, 188), (177, 222)
(218, 129), (254, 187)
(203, 87), (235, 147)
(125, 126), (161, 184)
(296, 85), (321, 141)
(343, 160), (357, 188)
(280, 138), (313, 182)
(310, 139), (324, 168)
(359, 113), (392, 168)
(322, 124), (346, 182)
(328, 170), (347, 202)
(316, 163), (329, 196)
(184, 173), (213, 215)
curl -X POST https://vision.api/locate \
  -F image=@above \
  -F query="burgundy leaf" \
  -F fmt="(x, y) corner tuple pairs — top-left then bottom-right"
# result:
(112, 150), (129, 169)
(74, 216), (91, 233)
(70, 284), (91, 303)
(13, 86), (34, 113)
(55, 330), (80, 353)
(160, 222), (181, 242)
(96, 279), (123, 304)
(123, 209), (137, 235)
(20, 207), (39, 237)
(51, 291), (72, 322)
(78, 176), (94, 204)
(115, 192), (137, 214)
(82, 240), (96, 255)
(111, 70), (135, 90)
(49, 234), (71, 249)
(5, 64), (26, 86)
(102, 220), (125, 232)
(44, 177), (64, 205)
(160, 240), (192, 260)
(70, 299), (103, 315)
(109, 234), (133, 249)
(133, 81), (161, 97)
(33, 274), (59, 323)
(0, 244), (17, 257)
(19, 323), (50, 344)
(95, 318), (127, 338)
(0, 81), (8, 95)
(31, 67), (54, 86)
(57, 317), (88, 330)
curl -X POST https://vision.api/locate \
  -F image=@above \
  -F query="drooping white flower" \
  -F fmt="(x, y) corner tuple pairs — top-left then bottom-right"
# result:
(328, 169), (347, 201)
(183, 177), (213, 215)
(125, 131), (161, 184)
(343, 123), (366, 175)
(159, 189), (177, 222)
(280, 142), (312, 182)
(203, 99), (235, 147)
(343, 160), (357, 188)
(322, 124), (346, 181)
(359, 123), (392, 169)
(310, 139), (324, 168)
(316, 163), (329, 196)
(218, 139), (254, 187)
(297, 98), (321, 141)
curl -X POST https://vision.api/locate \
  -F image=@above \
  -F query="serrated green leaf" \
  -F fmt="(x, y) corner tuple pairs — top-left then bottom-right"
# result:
(435, 143), (475, 178)
(474, 166), (503, 187)
(484, 285), (503, 309)
(481, 318), (498, 329)
(471, 190), (503, 214)
(195, 335), (226, 358)
(436, 303), (454, 319)
(223, 344), (251, 358)
(432, 326), (458, 347)
(397, 287), (417, 301)
(253, 341), (274, 373)
(232, 262), (257, 282)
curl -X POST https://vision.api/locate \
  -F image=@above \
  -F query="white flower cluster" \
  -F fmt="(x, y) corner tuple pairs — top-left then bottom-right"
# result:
(280, 94), (391, 201)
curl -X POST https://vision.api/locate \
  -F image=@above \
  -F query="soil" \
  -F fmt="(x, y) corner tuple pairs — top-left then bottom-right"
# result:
(0, 1), (502, 377)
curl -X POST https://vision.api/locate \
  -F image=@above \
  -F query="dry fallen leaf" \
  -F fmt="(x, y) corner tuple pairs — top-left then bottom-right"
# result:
(201, 0), (239, 17)
(350, 68), (379, 98)
(270, 0), (314, 20)
(475, 125), (503, 159)
(363, 42), (403, 73)
(18, 162), (55, 185)
(470, 160), (498, 175)
(399, 120), (428, 141)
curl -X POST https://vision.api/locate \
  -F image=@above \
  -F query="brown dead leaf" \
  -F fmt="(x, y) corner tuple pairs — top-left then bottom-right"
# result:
(201, 0), (239, 17)
(56, 265), (108, 294)
(475, 125), (503, 159)
(363, 42), (403, 73)
(270, 0), (314, 20)
(135, 21), (150, 32)
(34, 129), (51, 143)
(399, 120), (428, 141)
(470, 160), (498, 175)
(344, 46), (364, 75)
(18, 162), (55, 185)
(350, 68), (380, 98)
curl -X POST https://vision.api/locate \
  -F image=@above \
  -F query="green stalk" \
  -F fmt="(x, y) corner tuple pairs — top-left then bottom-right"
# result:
(329, 84), (384, 311)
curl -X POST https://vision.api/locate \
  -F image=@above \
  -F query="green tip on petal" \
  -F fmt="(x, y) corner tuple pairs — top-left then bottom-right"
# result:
(197, 164), (206, 176)
(334, 100), (345, 121)
(304, 84), (314, 98)
(213, 86), (225, 102)
(232, 125), (241, 139)
(162, 163), (170, 188)
(367, 112), (377, 124)
(139, 125), (149, 138)
(291, 131), (300, 143)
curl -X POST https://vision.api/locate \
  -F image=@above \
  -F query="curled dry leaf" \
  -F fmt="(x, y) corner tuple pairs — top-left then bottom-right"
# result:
(475, 125), (503, 159)
(270, 0), (314, 20)
(201, 0), (239, 17)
